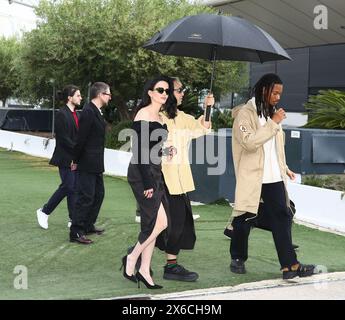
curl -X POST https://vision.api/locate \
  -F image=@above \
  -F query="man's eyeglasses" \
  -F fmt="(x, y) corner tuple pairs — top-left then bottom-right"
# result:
(102, 92), (112, 97)
(174, 87), (187, 94)
(154, 87), (170, 95)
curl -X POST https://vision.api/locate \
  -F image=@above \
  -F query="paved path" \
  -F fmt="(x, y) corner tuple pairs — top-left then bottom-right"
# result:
(151, 272), (345, 300)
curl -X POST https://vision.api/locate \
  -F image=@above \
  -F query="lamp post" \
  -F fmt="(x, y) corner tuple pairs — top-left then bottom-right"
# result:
(49, 79), (56, 138)
(87, 81), (91, 103)
(8, 0), (36, 9)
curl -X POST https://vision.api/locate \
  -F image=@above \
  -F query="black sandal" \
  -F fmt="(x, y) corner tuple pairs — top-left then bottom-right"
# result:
(283, 263), (315, 280)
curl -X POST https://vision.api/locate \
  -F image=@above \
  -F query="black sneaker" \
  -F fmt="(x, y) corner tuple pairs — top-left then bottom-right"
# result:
(282, 263), (315, 280)
(163, 264), (199, 282)
(223, 228), (233, 239)
(292, 244), (299, 250)
(230, 259), (246, 274)
(127, 246), (153, 276)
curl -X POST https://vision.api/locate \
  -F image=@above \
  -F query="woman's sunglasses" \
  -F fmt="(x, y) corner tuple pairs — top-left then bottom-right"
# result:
(154, 87), (170, 95)
(174, 87), (187, 94)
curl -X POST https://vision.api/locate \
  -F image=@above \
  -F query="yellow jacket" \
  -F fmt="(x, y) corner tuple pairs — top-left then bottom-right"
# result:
(160, 110), (211, 195)
(232, 100), (290, 217)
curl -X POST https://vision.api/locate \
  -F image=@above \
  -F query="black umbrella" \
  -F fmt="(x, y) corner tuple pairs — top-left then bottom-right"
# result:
(143, 13), (291, 92)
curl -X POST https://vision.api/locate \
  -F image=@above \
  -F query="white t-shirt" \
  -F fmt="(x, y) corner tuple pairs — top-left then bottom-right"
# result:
(250, 98), (282, 184)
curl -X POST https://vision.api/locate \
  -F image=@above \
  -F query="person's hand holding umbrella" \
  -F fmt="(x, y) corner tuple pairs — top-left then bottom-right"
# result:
(203, 93), (215, 125)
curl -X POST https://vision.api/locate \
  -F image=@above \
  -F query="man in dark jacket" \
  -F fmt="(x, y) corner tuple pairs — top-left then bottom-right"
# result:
(69, 82), (111, 245)
(37, 85), (82, 229)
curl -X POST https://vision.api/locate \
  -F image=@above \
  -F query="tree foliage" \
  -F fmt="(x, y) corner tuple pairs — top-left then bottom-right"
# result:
(105, 119), (132, 150)
(304, 90), (345, 129)
(0, 37), (21, 106)
(16, 0), (248, 120)
(211, 109), (234, 130)
(179, 90), (203, 118)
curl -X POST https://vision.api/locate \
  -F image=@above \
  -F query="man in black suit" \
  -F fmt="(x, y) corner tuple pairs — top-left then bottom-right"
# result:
(69, 82), (111, 244)
(37, 85), (82, 229)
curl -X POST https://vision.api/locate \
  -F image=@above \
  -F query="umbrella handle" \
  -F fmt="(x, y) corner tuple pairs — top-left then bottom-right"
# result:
(205, 105), (212, 122)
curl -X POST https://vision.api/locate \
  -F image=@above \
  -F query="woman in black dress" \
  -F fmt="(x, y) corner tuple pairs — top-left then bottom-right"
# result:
(122, 76), (174, 289)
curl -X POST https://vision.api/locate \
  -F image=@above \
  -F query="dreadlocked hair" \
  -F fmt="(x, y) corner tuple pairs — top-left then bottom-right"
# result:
(252, 73), (282, 120)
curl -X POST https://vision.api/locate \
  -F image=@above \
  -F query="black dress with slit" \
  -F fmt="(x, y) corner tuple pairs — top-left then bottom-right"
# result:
(127, 120), (170, 244)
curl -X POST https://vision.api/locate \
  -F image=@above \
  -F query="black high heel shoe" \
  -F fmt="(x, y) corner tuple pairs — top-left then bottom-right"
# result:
(136, 271), (163, 289)
(120, 255), (137, 283)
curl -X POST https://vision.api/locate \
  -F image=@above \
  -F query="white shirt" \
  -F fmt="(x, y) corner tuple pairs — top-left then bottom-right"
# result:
(250, 98), (282, 184)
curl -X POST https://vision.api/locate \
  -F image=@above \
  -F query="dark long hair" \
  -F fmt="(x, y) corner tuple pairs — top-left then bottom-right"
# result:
(164, 77), (179, 119)
(252, 73), (283, 120)
(134, 76), (176, 118)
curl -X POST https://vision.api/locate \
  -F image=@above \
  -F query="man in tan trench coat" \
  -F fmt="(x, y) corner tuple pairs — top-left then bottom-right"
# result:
(229, 73), (315, 280)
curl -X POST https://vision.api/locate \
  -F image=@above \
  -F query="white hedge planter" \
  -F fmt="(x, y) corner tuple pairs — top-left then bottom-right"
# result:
(287, 181), (345, 234)
(0, 129), (131, 176)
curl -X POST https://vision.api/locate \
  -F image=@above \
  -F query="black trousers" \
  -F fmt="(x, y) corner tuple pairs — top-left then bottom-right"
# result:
(43, 167), (77, 220)
(230, 181), (298, 269)
(70, 171), (104, 238)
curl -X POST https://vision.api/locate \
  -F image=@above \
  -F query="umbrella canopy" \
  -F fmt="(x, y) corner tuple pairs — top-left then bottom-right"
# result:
(143, 14), (291, 63)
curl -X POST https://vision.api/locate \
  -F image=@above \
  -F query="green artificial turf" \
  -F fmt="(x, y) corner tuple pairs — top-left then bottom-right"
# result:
(1, 148), (345, 299)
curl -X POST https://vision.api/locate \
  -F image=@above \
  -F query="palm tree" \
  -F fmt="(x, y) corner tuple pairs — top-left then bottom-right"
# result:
(304, 90), (345, 129)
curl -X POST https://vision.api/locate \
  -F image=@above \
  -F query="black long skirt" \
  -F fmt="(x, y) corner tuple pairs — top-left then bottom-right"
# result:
(127, 162), (169, 244)
(156, 191), (196, 255)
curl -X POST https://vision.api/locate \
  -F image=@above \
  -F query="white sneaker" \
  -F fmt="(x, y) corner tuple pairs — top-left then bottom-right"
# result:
(193, 214), (200, 220)
(135, 216), (141, 223)
(36, 208), (49, 229)
(67, 220), (72, 228)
